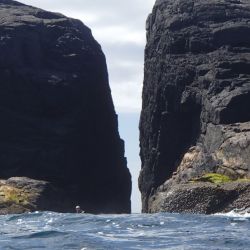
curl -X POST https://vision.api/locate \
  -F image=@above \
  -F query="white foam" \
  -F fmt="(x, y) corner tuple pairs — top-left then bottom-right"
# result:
(47, 218), (53, 223)
(215, 210), (250, 218)
(17, 219), (23, 225)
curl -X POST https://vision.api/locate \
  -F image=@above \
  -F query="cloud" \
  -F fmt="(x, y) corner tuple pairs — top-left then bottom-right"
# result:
(93, 26), (146, 46)
(111, 80), (143, 113)
(19, 0), (155, 113)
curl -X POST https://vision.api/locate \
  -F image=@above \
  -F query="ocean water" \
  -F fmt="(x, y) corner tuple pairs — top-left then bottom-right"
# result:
(0, 211), (249, 250)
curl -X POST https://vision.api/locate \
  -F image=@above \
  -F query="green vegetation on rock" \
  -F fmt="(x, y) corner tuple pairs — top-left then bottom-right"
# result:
(0, 186), (30, 205)
(192, 173), (250, 184)
(192, 173), (232, 184)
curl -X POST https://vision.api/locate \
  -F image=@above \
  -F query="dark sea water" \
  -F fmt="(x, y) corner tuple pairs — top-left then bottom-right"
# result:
(0, 211), (249, 250)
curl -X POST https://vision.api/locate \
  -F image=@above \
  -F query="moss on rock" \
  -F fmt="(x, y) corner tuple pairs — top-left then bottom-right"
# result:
(192, 173), (232, 184)
(0, 186), (30, 205)
(192, 173), (250, 184)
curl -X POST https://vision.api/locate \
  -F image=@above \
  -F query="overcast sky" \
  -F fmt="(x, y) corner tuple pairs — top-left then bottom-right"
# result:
(19, 0), (156, 213)
(19, 0), (155, 113)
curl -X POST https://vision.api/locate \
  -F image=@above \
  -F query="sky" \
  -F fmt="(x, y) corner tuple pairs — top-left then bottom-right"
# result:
(19, 0), (155, 213)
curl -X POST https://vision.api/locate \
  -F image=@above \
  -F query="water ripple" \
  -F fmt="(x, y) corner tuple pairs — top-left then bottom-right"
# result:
(0, 211), (249, 249)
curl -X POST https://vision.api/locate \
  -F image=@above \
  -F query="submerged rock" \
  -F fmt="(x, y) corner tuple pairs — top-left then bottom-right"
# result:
(0, 0), (131, 214)
(139, 0), (250, 213)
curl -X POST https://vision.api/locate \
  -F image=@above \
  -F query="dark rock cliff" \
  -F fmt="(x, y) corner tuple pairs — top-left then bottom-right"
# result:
(139, 0), (250, 213)
(0, 0), (131, 214)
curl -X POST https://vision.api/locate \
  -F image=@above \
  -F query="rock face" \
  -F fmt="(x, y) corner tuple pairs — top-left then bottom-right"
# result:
(0, 0), (131, 214)
(0, 177), (66, 214)
(148, 181), (250, 214)
(139, 0), (250, 213)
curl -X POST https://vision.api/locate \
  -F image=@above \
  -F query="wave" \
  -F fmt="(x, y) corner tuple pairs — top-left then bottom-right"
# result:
(1, 211), (249, 249)
(215, 209), (250, 218)
(12, 230), (68, 239)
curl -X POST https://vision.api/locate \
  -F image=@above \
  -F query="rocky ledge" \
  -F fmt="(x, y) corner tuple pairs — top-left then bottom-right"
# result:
(0, 177), (68, 214)
(148, 178), (250, 214)
(139, 0), (250, 213)
(0, 0), (131, 214)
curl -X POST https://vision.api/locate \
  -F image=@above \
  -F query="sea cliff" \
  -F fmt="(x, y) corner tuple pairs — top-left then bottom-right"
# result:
(0, 0), (131, 214)
(139, 0), (250, 213)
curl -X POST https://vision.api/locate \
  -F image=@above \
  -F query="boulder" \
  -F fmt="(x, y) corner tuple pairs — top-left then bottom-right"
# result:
(0, 177), (67, 214)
